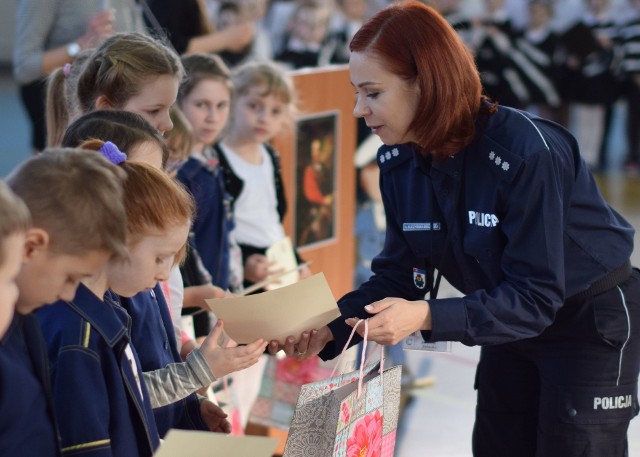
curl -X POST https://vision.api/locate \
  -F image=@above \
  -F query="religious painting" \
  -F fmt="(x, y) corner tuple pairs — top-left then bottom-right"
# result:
(294, 112), (338, 247)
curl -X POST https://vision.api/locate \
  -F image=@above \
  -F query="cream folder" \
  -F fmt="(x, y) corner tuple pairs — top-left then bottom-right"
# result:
(154, 430), (279, 457)
(205, 272), (341, 344)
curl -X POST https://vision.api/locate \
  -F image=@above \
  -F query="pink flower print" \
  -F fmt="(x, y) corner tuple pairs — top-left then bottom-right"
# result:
(346, 410), (383, 457)
(340, 401), (351, 425)
(276, 357), (318, 384)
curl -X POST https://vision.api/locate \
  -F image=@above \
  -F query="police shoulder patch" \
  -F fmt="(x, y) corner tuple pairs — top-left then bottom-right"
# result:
(377, 144), (413, 173)
(476, 136), (523, 183)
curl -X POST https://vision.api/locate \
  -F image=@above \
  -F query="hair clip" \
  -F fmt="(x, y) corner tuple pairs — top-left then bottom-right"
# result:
(98, 141), (127, 164)
(63, 63), (72, 77)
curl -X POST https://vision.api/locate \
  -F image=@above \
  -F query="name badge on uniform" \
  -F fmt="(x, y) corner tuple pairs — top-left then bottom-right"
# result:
(413, 267), (426, 289)
(403, 222), (440, 231)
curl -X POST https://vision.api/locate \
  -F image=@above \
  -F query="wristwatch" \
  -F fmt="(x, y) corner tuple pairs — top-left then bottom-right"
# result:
(66, 42), (81, 59)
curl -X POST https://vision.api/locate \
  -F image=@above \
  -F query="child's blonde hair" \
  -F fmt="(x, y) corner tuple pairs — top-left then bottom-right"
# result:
(46, 50), (93, 147)
(78, 139), (195, 264)
(46, 33), (184, 146)
(165, 106), (193, 164)
(6, 149), (129, 260)
(0, 181), (30, 265)
(231, 60), (297, 126)
(178, 53), (233, 104)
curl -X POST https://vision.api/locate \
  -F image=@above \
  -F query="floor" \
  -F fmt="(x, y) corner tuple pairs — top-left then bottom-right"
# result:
(0, 68), (639, 456)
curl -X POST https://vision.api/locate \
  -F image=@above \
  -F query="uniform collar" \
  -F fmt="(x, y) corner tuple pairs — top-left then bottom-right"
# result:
(413, 148), (465, 178)
(66, 283), (130, 348)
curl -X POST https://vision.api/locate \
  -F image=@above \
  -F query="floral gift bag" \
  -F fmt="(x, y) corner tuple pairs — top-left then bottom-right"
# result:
(248, 354), (334, 430)
(283, 320), (402, 457)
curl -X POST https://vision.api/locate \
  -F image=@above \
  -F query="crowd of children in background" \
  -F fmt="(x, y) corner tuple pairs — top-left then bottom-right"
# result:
(6, 0), (640, 454)
(14, 0), (640, 174)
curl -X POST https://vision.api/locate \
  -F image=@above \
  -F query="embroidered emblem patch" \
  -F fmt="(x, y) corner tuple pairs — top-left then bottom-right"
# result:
(413, 268), (426, 289)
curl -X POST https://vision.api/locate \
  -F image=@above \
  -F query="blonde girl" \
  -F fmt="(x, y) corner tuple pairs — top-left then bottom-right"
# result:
(46, 32), (183, 142)
(218, 60), (310, 287)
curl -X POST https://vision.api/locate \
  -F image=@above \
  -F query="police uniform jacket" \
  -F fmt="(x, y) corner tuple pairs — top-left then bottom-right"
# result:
(37, 284), (160, 457)
(321, 106), (634, 358)
(119, 285), (208, 438)
(0, 313), (60, 456)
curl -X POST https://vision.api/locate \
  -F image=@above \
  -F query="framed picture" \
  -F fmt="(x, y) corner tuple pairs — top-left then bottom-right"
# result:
(294, 112), (339, 248)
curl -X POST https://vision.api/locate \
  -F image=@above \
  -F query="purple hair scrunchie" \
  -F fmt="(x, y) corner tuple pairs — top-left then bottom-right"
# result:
(98, 141), (127, 165)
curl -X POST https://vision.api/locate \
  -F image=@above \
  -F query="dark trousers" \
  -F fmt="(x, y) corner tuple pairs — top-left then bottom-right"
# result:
(472, 269), (640, 457)
(19, 78), (47, 151)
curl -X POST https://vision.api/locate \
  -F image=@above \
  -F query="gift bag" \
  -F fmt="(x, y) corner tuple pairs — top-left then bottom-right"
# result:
(283, 320), (402, 457)
(248, 354), (334, 430)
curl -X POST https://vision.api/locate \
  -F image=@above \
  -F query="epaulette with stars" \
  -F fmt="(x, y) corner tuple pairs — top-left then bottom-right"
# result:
(377, 144), (413, 173)
(476, 136), (523, 183)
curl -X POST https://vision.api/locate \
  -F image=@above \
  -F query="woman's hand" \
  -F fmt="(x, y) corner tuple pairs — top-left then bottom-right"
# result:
(267, 326), (334, 360)
(77, 9), (115, 51)
(345, 298), (431, 345)
(199, 320), (267, 378)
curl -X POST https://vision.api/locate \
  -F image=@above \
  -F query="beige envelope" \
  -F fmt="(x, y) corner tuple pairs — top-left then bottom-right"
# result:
(205, 273), (341, 344)
(154, 430), (279, 457)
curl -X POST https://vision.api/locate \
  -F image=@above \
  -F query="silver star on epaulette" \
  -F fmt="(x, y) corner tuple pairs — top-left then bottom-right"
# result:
(385, 151), (392, 160)
(495, 156), (502, 165)
(392, 148), (399, 157)
(502, 162), (510, 171)
(489, 151), (495, 160)
(380, 155), (386, 163)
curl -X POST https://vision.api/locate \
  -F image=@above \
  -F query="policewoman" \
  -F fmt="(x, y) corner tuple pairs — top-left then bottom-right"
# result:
(274, 2), (640, 456)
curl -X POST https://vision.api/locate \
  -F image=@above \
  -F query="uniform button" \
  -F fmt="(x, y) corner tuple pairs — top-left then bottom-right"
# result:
(164, 340), (169, 350)
(567, 408), (577, 417)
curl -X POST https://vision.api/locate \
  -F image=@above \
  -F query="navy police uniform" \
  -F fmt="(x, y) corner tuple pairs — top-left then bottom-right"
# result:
(322, 105), (640, 456)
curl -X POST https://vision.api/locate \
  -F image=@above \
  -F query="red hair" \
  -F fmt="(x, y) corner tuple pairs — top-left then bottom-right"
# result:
(350, 1), (493, 158)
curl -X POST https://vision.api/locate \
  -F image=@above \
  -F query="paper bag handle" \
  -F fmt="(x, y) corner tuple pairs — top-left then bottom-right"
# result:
(329, 319), (384, 398)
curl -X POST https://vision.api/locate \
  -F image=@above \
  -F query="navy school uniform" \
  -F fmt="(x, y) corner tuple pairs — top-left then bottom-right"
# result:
(176, 155), (231, 290)
(322, 105), (640, 456)
(119, 285), (208, 437)
(36, 283), (160, 457)
(0, 313), (60, 456)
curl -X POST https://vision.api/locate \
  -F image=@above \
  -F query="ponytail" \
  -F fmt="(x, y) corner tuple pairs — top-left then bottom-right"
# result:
(45, 67), (70, 147)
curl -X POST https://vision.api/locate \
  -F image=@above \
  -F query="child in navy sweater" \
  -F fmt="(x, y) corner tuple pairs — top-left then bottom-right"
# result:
(3, 149), (129, 456)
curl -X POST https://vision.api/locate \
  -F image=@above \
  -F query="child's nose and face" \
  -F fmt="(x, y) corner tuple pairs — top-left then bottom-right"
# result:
(15, 237), (112, 315)
(106, 221), (191, 298)
(0, 233), (26, 338)
(180, 79), (231, 148)
(234, 85), (288, 142)
(121, 75), (180, 135)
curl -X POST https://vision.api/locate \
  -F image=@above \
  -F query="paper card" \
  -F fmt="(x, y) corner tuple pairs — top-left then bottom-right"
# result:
(265, 237), (299, 290)
(205, 273), (341, 344)
(154, 429), (279, 457)
(402, 331), (452, 352)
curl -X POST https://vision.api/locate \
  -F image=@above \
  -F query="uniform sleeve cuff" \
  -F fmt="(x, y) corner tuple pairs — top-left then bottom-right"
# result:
(427, 297), (467, 342)
(319, 318), (359, 361)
